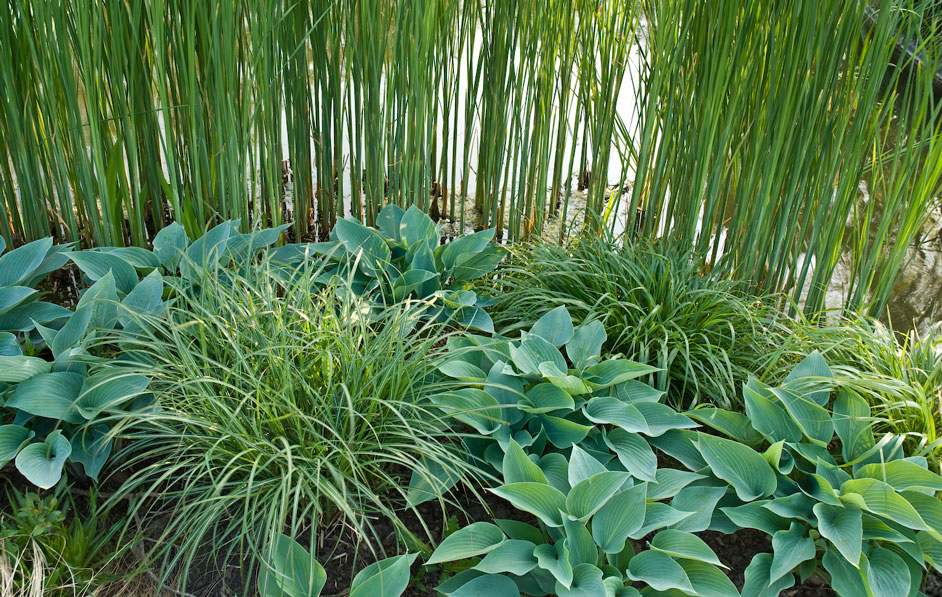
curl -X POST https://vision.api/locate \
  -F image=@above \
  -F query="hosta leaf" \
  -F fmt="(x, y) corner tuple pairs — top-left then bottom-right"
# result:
(349, 553), (417, 597)
(583, 397), (648, 434)
(696, 433), (776, 501)
(258, 533), (326, 597)
(901, 491), (942, 536)
(678, 560), (740, 597)
(566, 320), (606, 370)
(77, 271), (119, 330)
(495, 519), (544, 544)
(530, 306), (574, 346)
(69, 251), (139, 294)
(69, 425), (112, 481)
(592, 484), (647, 553)
(405, 457), (462, 507)
(50, 307), (92, 357)
(438, 229), (494, 270)
(522, 383), (574, 414)
(392, 269), (437, 302)
(632, 503), (695, 539)
(445, 574), (520, 597)
(611, 380), (665, 404)
(534, 542), (573, 589)
(839, 478), (929, 533)
(376, 204), (405, 241)
(832, 389), (874, 462)
(856, 459), (942, 492)
(0, 238), (52, 286)
(762, 493), (815, 523)
(635, 402), (697, 436)
(866, 547), (911, 597)
(99, 246), (162, 269)
(647, 430), (708, 471)
(720, 501), (790, 536)
(6, 371), (84, 423)
(539, 361), (592, 395)
(0, 286), (36, 315)
(604, 428), (657, 482)
(439, 360), (487, 380)
(0, 355), (51, 383)
(426, 522), (505, 565)
(223, 225), (290, 264)
(492, 482), (568, 527)
(557, 563), (605, 597)
(119, 269), (164, 328)
(540, 414), (592, 449)
(769, 522), (815, 584)
(566, 471), (631, 521)
(334, 217), (391, 275)
(814, 503), (862, 567)
(668, 484), (728, 533)
(509, 335), (567, 375)
(646, 469), (706, 500)
(768, 386), (833, 446)
(685, 407), (763, 446)
(474, 540), (538, 576)
(562, 517), (596, 567)
(15, 430), (71, 489)
(0, 301), (71, 331)
(452, 246), (506, 282)
(454, 306), (494, 333)
(76, 370), (151, 419)
(741, 553), (795, 597)
(584, 360), (659, 388)
(650, 530), (725, 567)
(503, 440), (548, 485)
(567, 445), (608, 486)
(822, 548), (867, 596)
(743, 379), (803, 444)
(152, 222), (190, 269)
(429, 389), (502, 434)
(0, 425), (34, 465)
(625, 550), (694, 593)
(918, 532), (942, 573)
(399, 205), (438, 248)
(0, 331), (20, 356)
(783, 351), (832, 406)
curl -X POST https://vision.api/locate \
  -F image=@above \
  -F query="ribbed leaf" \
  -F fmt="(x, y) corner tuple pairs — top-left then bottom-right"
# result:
(696, 433), (776, 501)
(0, 425), (34, 465)
(349, 553), (417, 597)
(530, 306), (574, 346)
(426, 522), (505, 565)
(6, 371), (85, 423)
(474, 540), (538, 576)
(492, 482), (568, 527)
(604, 428), (657, 482)
(625, 550), (694, 593)
(0, 355), (51, 383)
(15, 430), (71, 489)
(651, 530), (724, 567)
(591, 484), (647, 553)
(0, 238), (52, 286)
(769, 522), (815, 584)
(565, 320), (606, 370)
(566, 471), (630, 521)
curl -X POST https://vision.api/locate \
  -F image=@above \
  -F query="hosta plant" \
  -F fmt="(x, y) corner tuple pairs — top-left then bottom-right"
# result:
(426, 307), (942, 596)
(266, 205), (505, 331)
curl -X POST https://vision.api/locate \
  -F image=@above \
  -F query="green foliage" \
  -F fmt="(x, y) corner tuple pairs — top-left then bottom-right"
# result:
(107, 260), (482, 590)
(270, 205), (506, 332)
(487, 237), (792, 409)
(0, 481), (136, 596)
(428, 307), (942, 596)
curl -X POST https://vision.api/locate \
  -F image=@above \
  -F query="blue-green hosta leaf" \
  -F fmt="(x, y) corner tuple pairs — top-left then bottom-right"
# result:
(862, 513), (915, 543)
(769, 522), (815, 584)
(438, 360), (487, 381)
(611, 380), (664, 404)
(152, 222), (191, 270)
(650, 530), (725, 567)
(635, 402), (697, 437)
(6, 371), (84, 423)
(349, 553), (417, 597)
(669, 484), (728, 533)
(685, 407), (763, 446)
(720, 501), (790, 536)
(77, 270), (119, 330)
(866, 547), (911, 597)
(743, 379), (803, 444)
(813, 503), (862, 567)
(491, 483), (567, 527)
(454, 306), (494, 333)
(399, 205), (438, 248)
(584, 360), (659, 389)
(452, 246), (506, 282)
(632, 502), (695, 539)
(223, 225), (290, 264)
(474, 540), (538, 575)
(540, 453), (572, 494)
(583, 397), (648, 434)
(426, 522), (505, 565)
(438, 288), (477, 309)
(696, 433), (776, 501)
(50, 307), (92, 358)
(0, 286), (36, 315)
(919, 532), (942, 573)
(796, 472), (842, 506)
(626, 550), (694, 593)
(509, 335), (567, 375)
(538, 361), (592, 395)
(647, 430), (708, 471)
(760, 440), (793, 475)
(557, 563), (605, 597)
(0, 355), (51, 383)
(783, 351), (832, 406)
(856, 460), (942, 492)
(405, 456), (462, 507)
(591, 483), (647, 553)
(186, 220), (238, 272)
(540, 415), (592, 449)
(741, 553), (795, 597)
(391, 269), (438, 302)
(0, 331), (20, 356)
(677, 560), (739, 597)
(429, 389), (502, 434)
(522, 383), (574, 414)
(0, 238), (52, 286)
(562, 516), (597, 566)
(568, 445), (608, 486)
(485, 361), (525, 425)
(119, 269), (164, 329)
(565, 320), (606, 370)
(762, 493), (815, 523)
(530, 306), (574, 346)
(0, 301), (71, 331)
(258, 533), (326, 597)
(99, 246), (162, 269)
(69, 251), (139, 294)
(839, 478), (930, 533)
(646, 469), (707, 500)
(604, 428), (657, 482)
(832, 389), (874, 463)
(444, 573), (520, 597)
(76, 370), (151, 419)
(822, 548), (867, 596)
(768, 386), (833, 446)
(69, 425), (112, 481)
(438, 229), (495, 270)
(15, 430), (71, 489)
(503, 440), (548, 485)
(376, 204), (406, 241)
(534, 541), (573, 589)
(0, 235), (5, 253)
(334, 217), (391, 276)
(902, 491), (942, 536)
(566, 471), (631, 521)
(0, 425), (34, 465)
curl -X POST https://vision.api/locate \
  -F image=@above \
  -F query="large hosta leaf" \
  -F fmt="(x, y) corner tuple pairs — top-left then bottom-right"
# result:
(491, 483), (567, 527)
(839, 478), (929, 533)
(426, 522), (505, 565)
(15, 430), (71, 489)
(0, 425), (34, 465)
(741, 553), (795, 597)
(0, 238), (52, 286)
(604, 428), (657, 482)
(557, 563), (605, 597)
(866, 547), (911, 597)
(474, 540), (538, 576)
(769, 522), (815, 584)
(783, 351), (832, 406)
(565, 320), (606, 370)
(856, 459), (942, 492)
(832, 389), (874, 462)
(349, 553), (417, 597)
(0, 355), (51, 383)
(69, 250), (139, 294)
(429, 389), (502, 434)
(625, 550), (694, 593)
(6, 371), (85, 423)
(591, 483), (647, 553)
(529, 306), (574, 346)
(678, 559), (739, 597)
(650, 530), (724, 567)
(152, 222), (191, 269)
(69, 425), (112, 481)
(444, 574), (519, 597)
(565, 471), (630, 521)
(257, 533), (326, 597)
(334, 217), (391, 276)
(768, 385), (833, 446)
(509, 335), (567, 375)
(813, 503), (862, 566)
(534, 541), (573, 588)
(583, 359), (658, 389)
(743, 379), (803, 443)
(696, 433), (776, 501)
(502, 439), (548, 485)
